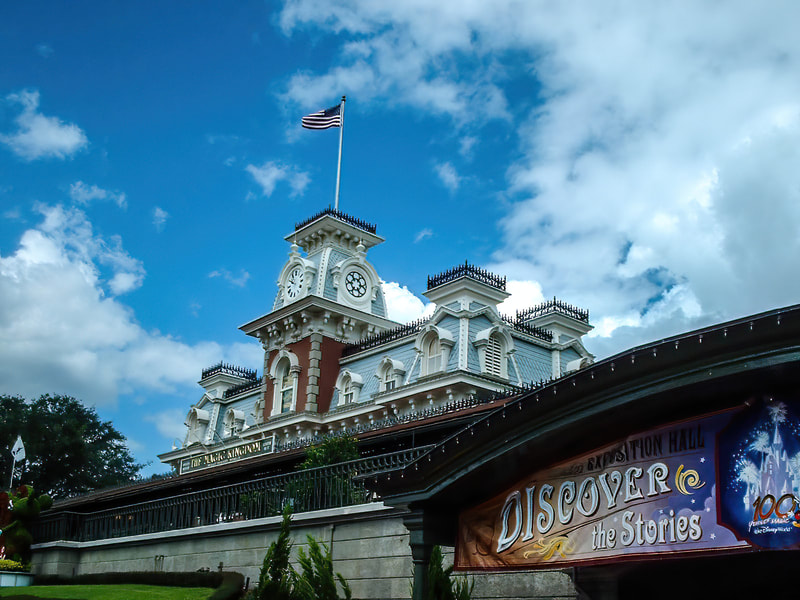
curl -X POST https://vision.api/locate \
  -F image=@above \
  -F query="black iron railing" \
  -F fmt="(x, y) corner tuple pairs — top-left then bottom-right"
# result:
(427, 261), (506, 292)
(34, 447), (430, 544)
(295, 208), (377, 234)
(201, 363), (258, 382)
(516, 297), (589, 324)
(342, 318), (430, 357)
(500, 315), (553, 342)
(223, 376), (263, 399)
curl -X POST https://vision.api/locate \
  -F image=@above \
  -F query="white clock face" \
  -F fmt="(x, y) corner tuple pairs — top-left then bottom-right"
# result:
(286, 267), (304, 299)
(345, 271), (368, 298)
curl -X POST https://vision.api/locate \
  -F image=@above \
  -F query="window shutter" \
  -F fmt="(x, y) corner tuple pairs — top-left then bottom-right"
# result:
(486, 335), (503, 376)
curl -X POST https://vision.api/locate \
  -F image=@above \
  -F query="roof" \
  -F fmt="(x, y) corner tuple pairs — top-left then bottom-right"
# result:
(369, 303), (800, 523)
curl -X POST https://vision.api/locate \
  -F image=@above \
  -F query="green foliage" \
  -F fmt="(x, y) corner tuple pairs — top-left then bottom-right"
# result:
(295, 536), (352, 600)
(0, 485), (53, 564)
(0, 394), (143, 498)
(416, 546), (474, 600)
(253, 503), (298, 600)
(251, 504), (352, 600)
(299, 436), (358, 470)
(0, 559), (29, 572)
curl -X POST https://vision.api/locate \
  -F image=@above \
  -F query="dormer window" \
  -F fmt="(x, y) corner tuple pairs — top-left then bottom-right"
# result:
(335, 370), (364, 406)
(424, 333), (442, 375)
(474, 327), (513, 380)
(184, 407), (210, 446)
(485, 333), (504, 377)
(415, 326), (455, 378)
(342, 378), (354, 404)
(376, 357), (406, 393)
(223, 409), (245, 438)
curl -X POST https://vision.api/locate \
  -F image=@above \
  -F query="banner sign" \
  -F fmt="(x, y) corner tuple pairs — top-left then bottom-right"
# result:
(456, 398), (800, 570)
(179, 436), (275, 474)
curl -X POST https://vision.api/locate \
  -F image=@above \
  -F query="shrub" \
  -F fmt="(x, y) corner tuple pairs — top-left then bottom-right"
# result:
(0, 485), (52, 564)
(414, 545), (474, 600)
(251, 503), (352, 600)
(0, 559), (29, 572)
(298, 436), (358, 470)
(252, 503), (297, 600)
(295, 536), (351, 600)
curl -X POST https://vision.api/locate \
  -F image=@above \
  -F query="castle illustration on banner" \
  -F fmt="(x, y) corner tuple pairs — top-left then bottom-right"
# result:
(735, 402), (800, 516)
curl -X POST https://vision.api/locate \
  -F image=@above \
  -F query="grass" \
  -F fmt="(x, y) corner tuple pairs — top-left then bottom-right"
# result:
(0, 584), (214, 600)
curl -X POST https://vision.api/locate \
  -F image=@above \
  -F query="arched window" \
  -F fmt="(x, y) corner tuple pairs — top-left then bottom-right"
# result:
(272, 357), (296, 414)
(184, 407), (209, 446)
(223, 409), (245, 438)
(342, 377), (354, 404)
(382, 369), (395, 392)
(415, 326), (454, 378)
(376, 357), (406, 392)
(335, 370), (364, 406)
(268, 350), (301, 417)
(424, 333), (442, 375)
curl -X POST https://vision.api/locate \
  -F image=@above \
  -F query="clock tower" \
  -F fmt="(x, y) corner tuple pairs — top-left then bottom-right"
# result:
(240, 209), (397, 429)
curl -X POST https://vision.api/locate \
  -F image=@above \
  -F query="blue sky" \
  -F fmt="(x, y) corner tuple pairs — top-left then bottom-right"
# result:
(3, 1), (800, 476)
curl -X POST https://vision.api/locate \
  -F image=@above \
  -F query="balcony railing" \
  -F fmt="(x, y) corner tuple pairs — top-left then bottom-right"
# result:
(342, 317), (430, 357)
(33, 447), (431, 544)
(294, 208), (377, 234)
(201, 363), (258, 382)
(427, 261), (506, 292)
(516, 297), (590, 324)
(223, 376), (263, 399)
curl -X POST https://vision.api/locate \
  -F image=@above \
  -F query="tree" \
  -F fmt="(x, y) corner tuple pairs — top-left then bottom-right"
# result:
(0, 394), (143, 498)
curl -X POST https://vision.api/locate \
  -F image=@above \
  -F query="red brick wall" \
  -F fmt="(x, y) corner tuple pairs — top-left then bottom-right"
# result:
(261, 336), (345, 417)
(317, 338), (345, 413)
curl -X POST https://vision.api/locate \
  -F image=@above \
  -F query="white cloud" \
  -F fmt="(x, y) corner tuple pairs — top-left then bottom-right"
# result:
(414, 228), (433, 243)
(153, 206), (169, 232)
(0, 90), (88, 160)
(280, 0), (800, 357)
(144, 409), (192, 442)
(70, 181), (127, 209)
(498, 280), (546, 317)
(381, 281), (433, 323)
(209, 268), (251, 288)
(434, 161), (460, 192)
(0, 205), (261, 406)
(245, 161), (310, 198)
(459, 136), (477, 159)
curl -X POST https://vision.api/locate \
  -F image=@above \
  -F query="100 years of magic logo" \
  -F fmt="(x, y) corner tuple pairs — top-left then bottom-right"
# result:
(456, 398), (800, 570)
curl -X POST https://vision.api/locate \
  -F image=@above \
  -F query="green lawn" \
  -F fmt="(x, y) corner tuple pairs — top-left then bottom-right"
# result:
(0, 584), (214, 600)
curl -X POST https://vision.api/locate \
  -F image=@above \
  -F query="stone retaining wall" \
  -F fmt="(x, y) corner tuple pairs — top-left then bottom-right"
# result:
(32, 503), (576, 600)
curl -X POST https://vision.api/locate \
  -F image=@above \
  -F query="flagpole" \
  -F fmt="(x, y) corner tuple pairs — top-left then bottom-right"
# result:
(334, 96), (346, 211)
(9, 456), (16, 489)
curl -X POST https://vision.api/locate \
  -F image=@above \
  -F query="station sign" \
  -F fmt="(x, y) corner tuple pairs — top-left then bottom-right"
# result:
(179, 435), (275, 474)
(456, 397), (800, 569)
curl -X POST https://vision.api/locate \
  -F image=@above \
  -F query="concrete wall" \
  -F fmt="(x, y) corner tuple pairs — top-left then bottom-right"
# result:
(32, 503), (577, 600)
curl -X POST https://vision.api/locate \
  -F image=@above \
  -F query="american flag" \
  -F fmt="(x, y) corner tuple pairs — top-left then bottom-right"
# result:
(301, 103), (342, 130)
